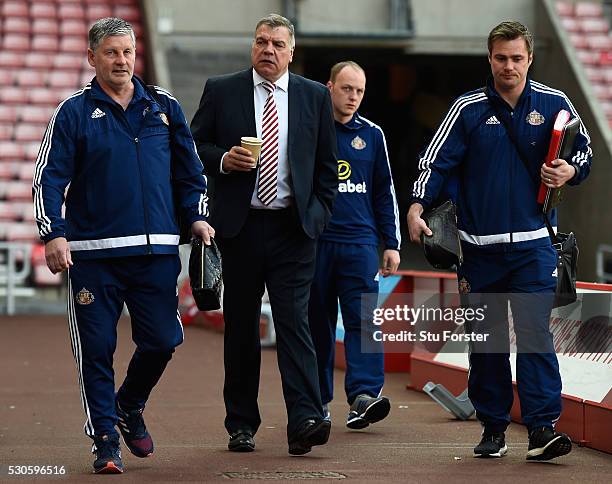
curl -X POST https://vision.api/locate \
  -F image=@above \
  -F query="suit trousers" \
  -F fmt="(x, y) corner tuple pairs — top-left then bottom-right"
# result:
(218, 208), (324, 438)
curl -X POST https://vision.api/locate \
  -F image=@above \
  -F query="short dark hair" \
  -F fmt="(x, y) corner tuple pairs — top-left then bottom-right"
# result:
(89, 17), (135, 51)
(329, 61), (364, 83)
(487, 21), (533, 56)
(255, 13), (295, 49)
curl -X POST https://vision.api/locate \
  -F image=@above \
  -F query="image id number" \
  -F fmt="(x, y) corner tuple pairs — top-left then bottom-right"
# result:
(8, 465), (66, 475)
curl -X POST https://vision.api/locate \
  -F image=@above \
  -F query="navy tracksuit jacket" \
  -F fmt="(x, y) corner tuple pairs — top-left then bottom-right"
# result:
(412, 78), (592, 432)
(309, 113), (400, 405)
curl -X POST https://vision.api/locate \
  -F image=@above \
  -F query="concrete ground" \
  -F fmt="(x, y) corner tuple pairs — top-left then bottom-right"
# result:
(0, 315), (610, 483)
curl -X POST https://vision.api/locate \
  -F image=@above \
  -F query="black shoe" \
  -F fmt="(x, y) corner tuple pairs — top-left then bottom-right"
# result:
(526, 427), (572, 461)
(474, 431), (508, 458)
(92, 434), (124, 474)
(288, 418), (331, 455)
(346, 395), (391, 430)
(115, 399), (154, 458)
(228, 429), (255, 452)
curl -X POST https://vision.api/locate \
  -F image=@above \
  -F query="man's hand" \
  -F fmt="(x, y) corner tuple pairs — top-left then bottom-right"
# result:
(541, 158), (576, 188)
(191, 220), (215, 245)
(222, 146), (257, 172)
(407, 203), (432, 245)
(381, 249), (400, 277)
(45, 237), (72, 274)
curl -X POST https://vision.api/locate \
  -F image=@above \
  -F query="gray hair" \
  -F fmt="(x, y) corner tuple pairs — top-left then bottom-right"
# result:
(255, 13), (295, 49)
(88, 17), (136, 51)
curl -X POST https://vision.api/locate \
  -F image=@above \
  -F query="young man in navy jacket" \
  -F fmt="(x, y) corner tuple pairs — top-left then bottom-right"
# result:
(408, 21), (591, 461)
(33, 17), (213, 474)
(309, 61), (401, 429)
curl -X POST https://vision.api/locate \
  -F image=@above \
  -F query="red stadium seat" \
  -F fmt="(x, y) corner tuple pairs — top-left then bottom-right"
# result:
(15, 70), (47, 88)
(60, 36), (87, 53)
(24, 142), (42, 161)
(585, 66), (605, 82)
(0, 162), (21, 181)
(602, 101), (612, 116)
(574, 2), (604, 18)
(18, 162), (35, 182)
(0, 68), (16, 85)
(560, 17), (580, 33)
(586, 34), (612, 50)
(28, 88), (59, 106)
(53, 53), (83, 71)
(60, 20), (88, 37)
(24, 52), (55, 70)
(48, 71), (80, 88)
(0, 124), (14, 141)
(32, 19), (60, 36)
(0, 201), (19, 220)
(600, 51), (612, 65)
(14, 124), (46, 143)
(579, 18), (610, 34)
(30, 3), (58, 20)
(3, 17), (31, 35)
(0, 87), (29, 105)
(1, 1), (29, 18)
(556, 1), (574, 17)
(0, 142), (25, 160)
(31, 35), (60, 53)
(18, 201), (36, 222)
(0, 52), (25, 68)
(5, 181), (31, 201)
(5, 222), (40, 242)
(569, 33), (589, 49)
(576, 49), (600, 65)
(86, 4), (113, 20)
(58, 3), (85, 20)
(18, 106), (53, 125)
(0, 106), (18, 123)
(3, 34), (31, 52)
(591, 82), (609, 100)
(114, 5), (140, 22)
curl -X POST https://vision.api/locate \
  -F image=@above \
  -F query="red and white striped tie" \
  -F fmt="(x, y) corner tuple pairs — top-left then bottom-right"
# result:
(257, 81), (279, 205)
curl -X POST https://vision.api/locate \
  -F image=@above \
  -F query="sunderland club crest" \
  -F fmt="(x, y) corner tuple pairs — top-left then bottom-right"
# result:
(76, 287), (95, 305)
(351, 135), (366, 150)
(526, 110), (545, 126)
(458, 277), (471, 294)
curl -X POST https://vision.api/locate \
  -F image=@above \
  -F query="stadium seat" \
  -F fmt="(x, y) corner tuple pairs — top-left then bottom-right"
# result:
(0, 124), (14, 141)
(24, 142), (42, 162)
(85, 4), (113, 20)
(14, 124), (46, 143)
(48, 71), (80, 88)
(114, 5), (140, 22)
(0, 202), (19, 220)
(585, 66), (605, 82)
(0, 162), (20, 181)
(28, 88), (59, 106)
(591, 82), (609, 100)
(3, 34), (31, 52)
(30, 3), (58, 20)
(5, 182), (32, 201)
(600, 51), (612, 65)
(576, 49), (600, 65)
(32, 19), (60, 36)
(0, 142), (25, 160)
(18, 106), (53, 125)
(579, 18), (610, 34)
(53, 53), (83, 71)
(0, 68), (16, 85)
(0, 87), (28, 105)
(18, 201), (36, 222)
(0, 106), (18, 124)
(0, 52), (25, 68)
(556, 1), (574, 17)
(15, 70), (47, 88)
(17, 162), (35, 182)
(60, 36), (87, 53)
(58, 3), (85, 20)
(574, 2), (604, 18)
(31, 35), (60, 53)
(561, 17), (580, 33)
(5, 222), (40, 242)
(3, 17), (31, 35)
(586, 34), (612, 50)
(24, 52), (55, 70)
(1, 1), (29, 18)
(60, 20), (88, 37)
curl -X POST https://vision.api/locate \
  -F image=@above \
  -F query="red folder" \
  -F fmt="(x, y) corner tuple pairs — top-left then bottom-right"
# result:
(537, 110), (580, 212)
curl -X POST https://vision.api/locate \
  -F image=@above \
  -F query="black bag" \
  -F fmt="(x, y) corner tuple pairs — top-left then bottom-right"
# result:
(189, 238), (223, 311)
(551, 230), (578, 308)
(420, 200), (463, 270)
(483, 88), (578, 307)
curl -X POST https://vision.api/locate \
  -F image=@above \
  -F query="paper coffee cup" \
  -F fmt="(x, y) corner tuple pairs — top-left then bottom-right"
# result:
(240, 136), (262, 166)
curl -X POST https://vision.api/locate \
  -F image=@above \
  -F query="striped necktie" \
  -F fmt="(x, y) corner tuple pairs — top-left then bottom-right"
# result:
(257, 81), (279, 205)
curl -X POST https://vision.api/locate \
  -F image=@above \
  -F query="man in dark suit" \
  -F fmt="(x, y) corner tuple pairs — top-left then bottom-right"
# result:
(190, 13), (337, 456)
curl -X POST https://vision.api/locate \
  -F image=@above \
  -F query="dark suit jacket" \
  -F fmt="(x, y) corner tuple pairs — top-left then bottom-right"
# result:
(190, 68), (338, 239)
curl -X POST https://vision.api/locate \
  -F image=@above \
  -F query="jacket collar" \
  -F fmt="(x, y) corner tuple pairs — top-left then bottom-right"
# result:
(89, 75), (151, 106)
(337, 112), (365, 131)
(486, 76), (532, 110)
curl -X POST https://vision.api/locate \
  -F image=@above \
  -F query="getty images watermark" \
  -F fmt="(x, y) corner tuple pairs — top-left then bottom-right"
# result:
(359, 292), (612, 355)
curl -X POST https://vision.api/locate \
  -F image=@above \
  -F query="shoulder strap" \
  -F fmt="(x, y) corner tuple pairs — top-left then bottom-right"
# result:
(482, 87), (557, 241)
